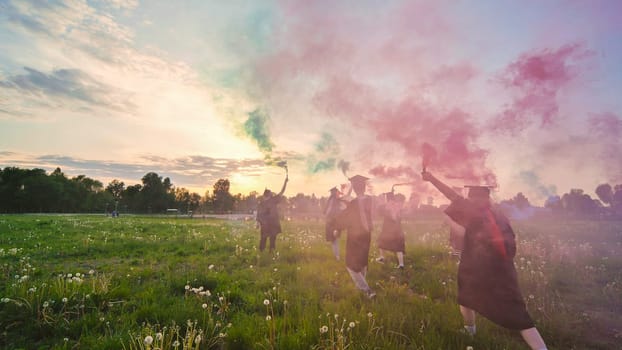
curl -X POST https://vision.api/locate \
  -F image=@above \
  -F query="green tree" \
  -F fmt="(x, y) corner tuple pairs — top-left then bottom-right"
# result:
(140, 172), (175, 213)
(212, 179), (234, 213)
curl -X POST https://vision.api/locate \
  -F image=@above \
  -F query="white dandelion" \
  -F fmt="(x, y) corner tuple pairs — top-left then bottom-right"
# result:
(144, 335), (153, 345)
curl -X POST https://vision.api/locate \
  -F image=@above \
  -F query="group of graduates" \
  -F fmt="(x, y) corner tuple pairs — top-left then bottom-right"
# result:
(255, 170), (547, 350)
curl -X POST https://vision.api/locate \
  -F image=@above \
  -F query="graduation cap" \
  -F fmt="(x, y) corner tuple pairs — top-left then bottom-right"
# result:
(464, 185), (493, 198)
(348, 174), (369, 185)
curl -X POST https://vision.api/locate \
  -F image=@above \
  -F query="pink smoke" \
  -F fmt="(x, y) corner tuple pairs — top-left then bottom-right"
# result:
(490, 43), (593, 133)
(589, 112), (622, 183)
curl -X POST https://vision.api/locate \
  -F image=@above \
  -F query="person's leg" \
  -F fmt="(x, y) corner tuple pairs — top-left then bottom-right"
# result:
(459, 305), (476, 335)
(520, 327), (547, 350)
(259, 233), (267, 252)
(347, 267), (375, 298)
(376, 249), (385, 263)
(269, 234), (277, 251)
(396, 251), (404, 268)
(331, 239), (340, 260)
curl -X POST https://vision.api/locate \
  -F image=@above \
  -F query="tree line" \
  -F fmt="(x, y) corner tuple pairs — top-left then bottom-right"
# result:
(1, 166), (621, 219)
(0, 167), (255, 215)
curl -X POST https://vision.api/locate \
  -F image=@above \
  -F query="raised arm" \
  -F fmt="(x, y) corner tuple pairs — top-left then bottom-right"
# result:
(276, 174), (288, 197)
(421, 171), (460, 202)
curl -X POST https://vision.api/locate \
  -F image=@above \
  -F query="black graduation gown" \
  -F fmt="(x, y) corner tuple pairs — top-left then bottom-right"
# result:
(377, 207), (405, 253)
(333, 196), (372, 272)
(445, 197), (534, 330)
(324, 196), (343, 241)
(257, 195), (283, 237)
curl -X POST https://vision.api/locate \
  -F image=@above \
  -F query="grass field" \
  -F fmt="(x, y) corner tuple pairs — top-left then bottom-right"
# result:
(1, 215), (621, 349)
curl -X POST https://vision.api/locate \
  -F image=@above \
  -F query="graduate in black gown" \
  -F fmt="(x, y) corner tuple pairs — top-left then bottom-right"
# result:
(422, 170), (547, 350)
(256, 174), (288, 252)
(333, 175), (376, 298)
(375, 191), (406, 269)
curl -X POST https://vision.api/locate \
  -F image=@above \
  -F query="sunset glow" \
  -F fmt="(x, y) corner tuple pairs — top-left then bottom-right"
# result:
(1, 0), (621, 203)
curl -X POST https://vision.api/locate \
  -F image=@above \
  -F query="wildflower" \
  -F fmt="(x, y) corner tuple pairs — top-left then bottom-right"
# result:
(263, 299), (270, 306)
(367, 312), (373, 318)
(100, 317), (105, 321)
(334, 314), (339, 320)
(195, 334), (202, 343)
(64, 337), (69, 342)
(266, 315), (272, 321)
(208, 264), (215, 270)
(144, 335), (154, 345)
(349, 322), (356, 328)
(202, 303), (208, 309)
(529, 294), (535, 299)
(172, 340), (180, 348)
(219, 296), (224, 302)
(62, 297), (68, 303)
(156, 332), (163, 341)
(43, 301), (49, 308)
(320, 325), (329, 334)
(185, 285), (190, 290)
(89, 269), (95, 275)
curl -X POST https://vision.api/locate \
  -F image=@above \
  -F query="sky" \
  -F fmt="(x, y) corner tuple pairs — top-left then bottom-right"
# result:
(1, 0), (621, 205)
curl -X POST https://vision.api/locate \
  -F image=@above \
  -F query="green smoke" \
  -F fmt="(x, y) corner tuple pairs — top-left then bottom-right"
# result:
(307, 132), (340, 173)
(243, 109), (274, 153)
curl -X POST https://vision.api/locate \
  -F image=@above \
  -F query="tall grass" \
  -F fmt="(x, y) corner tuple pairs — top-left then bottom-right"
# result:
(0, 215), (620, 349)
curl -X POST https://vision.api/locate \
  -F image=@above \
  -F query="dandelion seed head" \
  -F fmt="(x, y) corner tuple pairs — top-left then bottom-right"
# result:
(263, 299), (270, 305)
(266, 315), (272, 321)
(202, 303), (208, 309)
(144, 335), (153, 345)
(349, 322), (356, 328)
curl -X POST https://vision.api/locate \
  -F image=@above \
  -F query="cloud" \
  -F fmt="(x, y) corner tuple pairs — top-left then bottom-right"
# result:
(0, 152), (267, 192)
(100, 0), (139, 10)
(0, 67), (134, 113)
